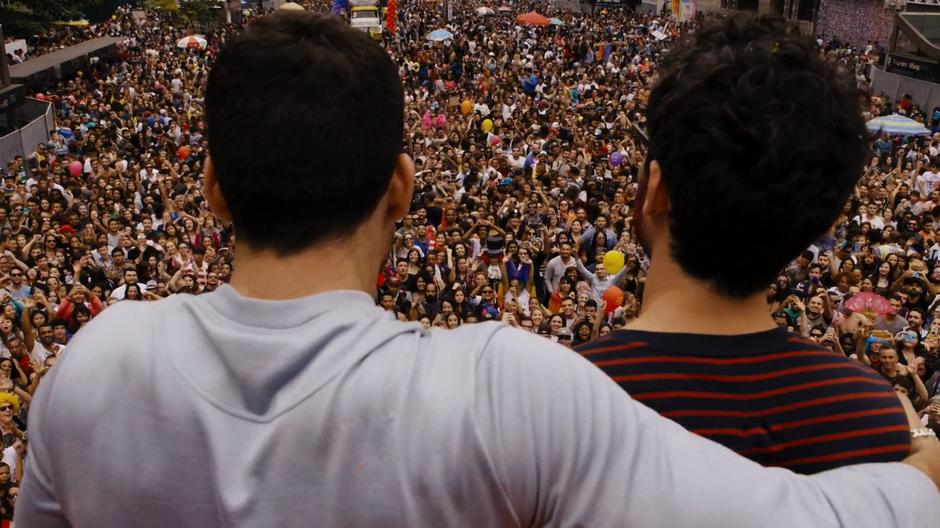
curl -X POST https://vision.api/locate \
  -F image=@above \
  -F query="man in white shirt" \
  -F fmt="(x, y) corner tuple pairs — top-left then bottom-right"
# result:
(543, 241), (578, 294)
(17, 13), (940, 527)
(109, 268), (140, 301)
(918, 163), (940, 197)
(853, 203), (885, 229)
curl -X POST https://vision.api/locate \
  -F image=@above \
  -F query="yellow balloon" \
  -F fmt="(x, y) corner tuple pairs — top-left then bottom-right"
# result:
(461, 100), (473, 115)
(603, 250), (625, 275)
(482, 119), (493, 133)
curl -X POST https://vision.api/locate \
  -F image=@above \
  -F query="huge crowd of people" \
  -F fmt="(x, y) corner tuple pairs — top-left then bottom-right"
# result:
(0, 0), (938, 520)
(3, 9), (129, 65)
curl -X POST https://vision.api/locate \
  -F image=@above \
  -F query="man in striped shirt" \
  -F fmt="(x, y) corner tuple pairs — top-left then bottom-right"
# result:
(579, 16), (910, 473)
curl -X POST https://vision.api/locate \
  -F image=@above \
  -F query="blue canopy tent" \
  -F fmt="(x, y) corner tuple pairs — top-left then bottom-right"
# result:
(427, 29), (454, 42)
(866, 114), (931, 136)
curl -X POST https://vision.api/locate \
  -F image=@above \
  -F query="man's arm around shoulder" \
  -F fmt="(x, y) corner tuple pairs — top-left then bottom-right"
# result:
(473, 326), (940, 527)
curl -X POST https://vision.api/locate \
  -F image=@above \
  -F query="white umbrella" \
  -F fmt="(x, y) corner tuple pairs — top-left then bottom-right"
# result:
(176, 35), (207, 50)
(497, 5), (512, 12)
(427, 29), (455, 42)
(280, 2), (305, 10)
(476, 7), (495, 15)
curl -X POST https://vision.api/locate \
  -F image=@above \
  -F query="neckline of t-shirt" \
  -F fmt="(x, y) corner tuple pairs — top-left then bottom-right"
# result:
(605, 326), (817, 357)
(202, 284), (378, 329)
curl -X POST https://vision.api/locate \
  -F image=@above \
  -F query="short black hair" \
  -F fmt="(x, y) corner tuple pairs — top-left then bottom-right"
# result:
(645, 15), (867, 297)
(206, 12), (404, 254)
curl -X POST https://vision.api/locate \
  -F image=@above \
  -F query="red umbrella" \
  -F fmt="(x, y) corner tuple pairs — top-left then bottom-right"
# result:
(516, 12), (550, 26)
(844, 292), (894, 318)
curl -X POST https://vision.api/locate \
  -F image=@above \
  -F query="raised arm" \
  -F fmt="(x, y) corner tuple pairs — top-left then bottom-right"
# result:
(3, 251), (28, 273)
(608, 255), (631, 286)
(591, 300), (607, 338)
(791, 297), (809, 337)
(909, 361), (930, 410)
(574, 257), (596, 281)
(486, 221), (506, 238)
(461, 220), (483, 241)
(21, 234), (40, 261)
(818, 290), (833, 323)
(21, 300), (36, 357)
(499, 259), (510, 292)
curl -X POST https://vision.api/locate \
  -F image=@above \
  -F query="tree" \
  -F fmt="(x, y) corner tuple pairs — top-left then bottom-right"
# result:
(142, 0), (219, 31)
(177, 0), (218, 32)
(0, 0), (104, 37)
(180, 0), (213, 24)
(141, 0), (180, 12)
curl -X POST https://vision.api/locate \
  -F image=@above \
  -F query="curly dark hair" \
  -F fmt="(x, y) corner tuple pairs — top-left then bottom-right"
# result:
(645, 15), (868, 298)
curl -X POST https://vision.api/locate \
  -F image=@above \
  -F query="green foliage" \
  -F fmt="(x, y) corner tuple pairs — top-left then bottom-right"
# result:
(0, 0), (104, 37)
(181, 0), (214, 23)
(0, 0), (215, 38)
(141, 0), (180, 11)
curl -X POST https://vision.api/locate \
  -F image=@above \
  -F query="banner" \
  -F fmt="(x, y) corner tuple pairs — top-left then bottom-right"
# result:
(681, 0), (696, 21)
(672, 0), (696, 21)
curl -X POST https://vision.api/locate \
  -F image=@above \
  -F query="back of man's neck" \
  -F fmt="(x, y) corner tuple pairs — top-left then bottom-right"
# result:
(229, 243), (379, 301)
(627, 257), (778, 336)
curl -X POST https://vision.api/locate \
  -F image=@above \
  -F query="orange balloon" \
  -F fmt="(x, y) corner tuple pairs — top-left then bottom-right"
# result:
(602, 286), (624, 314)
(460, 99), (473, 115)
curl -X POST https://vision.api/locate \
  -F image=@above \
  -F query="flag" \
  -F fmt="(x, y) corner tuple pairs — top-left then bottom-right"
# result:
(386, 0), (397, 33)
(331, 0), (346, 17)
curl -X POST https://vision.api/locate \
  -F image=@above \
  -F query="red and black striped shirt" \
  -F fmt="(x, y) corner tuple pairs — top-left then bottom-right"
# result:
(577, 328), (911, 474)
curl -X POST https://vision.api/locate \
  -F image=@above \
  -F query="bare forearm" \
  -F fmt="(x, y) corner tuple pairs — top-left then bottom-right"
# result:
(913, 374), (930, 409)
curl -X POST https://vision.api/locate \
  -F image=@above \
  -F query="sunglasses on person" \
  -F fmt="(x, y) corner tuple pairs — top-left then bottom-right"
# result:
(482, 289), (494, 294)
(0, 405), (13, 412)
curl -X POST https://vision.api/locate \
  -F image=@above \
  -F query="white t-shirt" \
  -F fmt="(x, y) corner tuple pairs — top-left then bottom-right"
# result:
(28, 342), (51, 366)
(853, 214), (885, 230)
(17, 286), (940, 526)
(2, 446), (18, 484)
(918, 171), (940, 196)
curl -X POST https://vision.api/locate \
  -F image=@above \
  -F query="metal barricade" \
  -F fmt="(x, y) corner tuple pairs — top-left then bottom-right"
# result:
(0, 97), (55, 169)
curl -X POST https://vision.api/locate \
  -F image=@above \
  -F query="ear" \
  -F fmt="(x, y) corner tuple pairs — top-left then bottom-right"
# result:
(202, 156), (232, 223)
(387, 153), (416, 221)
(642, 160), (670, 216)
